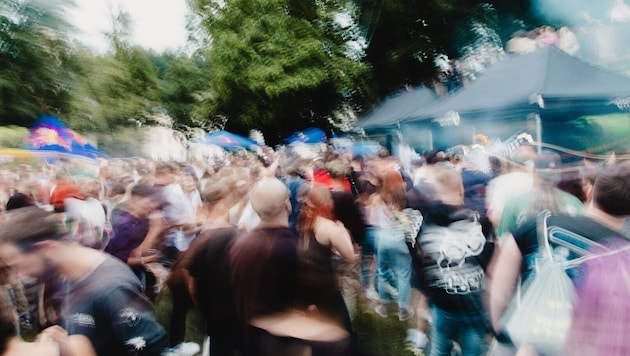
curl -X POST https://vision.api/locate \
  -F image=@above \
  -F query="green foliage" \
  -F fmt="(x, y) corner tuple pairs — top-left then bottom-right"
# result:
(67, 11), (161, 132)
(0, 0), (560, 147)
(151, 52), (214, 131)
(355, 0), (550, 97)
(190, 0), (371, 143)
(93, 126), (146, 157)
(0, 0), (77, 127)
(0, 125), (28, 148)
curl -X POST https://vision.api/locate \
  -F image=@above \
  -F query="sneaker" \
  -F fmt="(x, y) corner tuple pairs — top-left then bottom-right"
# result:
(398, 307), (415, 321)
(365, 288), (380, 302)
(374, 304), (389, 318)
(162, 342), (201, 356)
(406, 328), (428, 349)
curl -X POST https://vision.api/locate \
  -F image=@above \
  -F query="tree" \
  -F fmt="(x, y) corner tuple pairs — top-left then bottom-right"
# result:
(67, 10), (161, 132)
(0, 0), (77, 127)
(150, 52), (214, 132)
(189, 0), (371, 143)
(354, 0), (551, 98)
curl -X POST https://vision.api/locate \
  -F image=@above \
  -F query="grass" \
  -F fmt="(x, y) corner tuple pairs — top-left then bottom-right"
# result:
(153, 286), (424, 356)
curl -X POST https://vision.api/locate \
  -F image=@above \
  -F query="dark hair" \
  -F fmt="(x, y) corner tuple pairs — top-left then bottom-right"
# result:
(593, 161), (630, 216)
(0, 207), (66, 249)
(130, 184), (160, 198)
(5, 193), (33, 211)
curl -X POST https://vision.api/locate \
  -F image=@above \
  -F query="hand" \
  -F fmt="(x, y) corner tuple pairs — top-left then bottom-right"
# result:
(36, 325), (68, 344)
(139, 249), (164, 265)
(148, 211), (177, 231)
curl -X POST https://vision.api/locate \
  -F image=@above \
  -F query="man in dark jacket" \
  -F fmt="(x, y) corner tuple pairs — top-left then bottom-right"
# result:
(0, 207), (168, 355)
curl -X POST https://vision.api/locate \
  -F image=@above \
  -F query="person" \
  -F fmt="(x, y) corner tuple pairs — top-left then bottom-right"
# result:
(408, 164), (494, 356)
(0, 285), (95, 356)
(62, 176), (108, 250)
(0, 207), (169, 355)
(174, 173), (245, 356)
(280, 157), (311, 230)
(104, 185), (171, 290)
(50, 180), (106, 249)
(488, 160), (630, 355)
(5, 192), (33, 211)
(371, 166), (414, 321)
(494, 151), (583, 240)
(153, 162), (197, 261)
(565, 238), (630, 356)
(355, 168), (380, 301)
(485, 145), (537, 230)
(327, 159), (365, 245)
(230, 177), (350, 356)
(296, 183), (356, 329)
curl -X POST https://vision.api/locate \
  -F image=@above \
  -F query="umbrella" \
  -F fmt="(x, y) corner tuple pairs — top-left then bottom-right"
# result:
(191, 130), (260, 150)
(26, 115), (107, 159)
(283, 127), (327, 144)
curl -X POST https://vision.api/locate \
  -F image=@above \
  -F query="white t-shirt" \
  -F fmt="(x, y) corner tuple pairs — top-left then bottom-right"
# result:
(485, 172), (534, 227)
(64, 197), (107, 248)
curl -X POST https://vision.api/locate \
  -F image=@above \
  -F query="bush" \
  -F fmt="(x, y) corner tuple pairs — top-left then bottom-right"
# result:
(0, 126), (29, 148)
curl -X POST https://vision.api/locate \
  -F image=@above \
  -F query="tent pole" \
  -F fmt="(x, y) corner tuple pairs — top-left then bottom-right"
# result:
(535, 114), (542, 154)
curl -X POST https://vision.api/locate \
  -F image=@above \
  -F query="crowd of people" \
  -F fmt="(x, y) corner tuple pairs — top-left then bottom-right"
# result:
(0, 141), (629, 356)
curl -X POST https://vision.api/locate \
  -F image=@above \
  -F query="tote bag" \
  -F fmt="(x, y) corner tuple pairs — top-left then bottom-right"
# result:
(502, 211), (577, 355)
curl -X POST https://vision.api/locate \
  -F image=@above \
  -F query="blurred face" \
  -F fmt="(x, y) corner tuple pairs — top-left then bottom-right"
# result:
(134, 196), (159, 218)
(0, 243), (47, 281)
(181, 175), (197, 193)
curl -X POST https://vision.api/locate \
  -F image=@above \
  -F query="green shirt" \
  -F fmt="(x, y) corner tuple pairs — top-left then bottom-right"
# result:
(496, 189), (583, 239)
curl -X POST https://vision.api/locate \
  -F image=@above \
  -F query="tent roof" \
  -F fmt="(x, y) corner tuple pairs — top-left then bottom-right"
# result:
(402, 45), (630, 124)
(26, 115), (107, 159)
(359, 85), (440, 130)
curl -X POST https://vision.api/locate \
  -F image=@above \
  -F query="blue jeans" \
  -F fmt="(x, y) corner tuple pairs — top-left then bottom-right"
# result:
(429, 306), (490, 356)
(361, 227), (378, 288)
(375, 228), (412, 308)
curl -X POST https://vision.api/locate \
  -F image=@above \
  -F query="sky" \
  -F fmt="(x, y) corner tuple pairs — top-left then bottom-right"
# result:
(69, 0), (189, 53)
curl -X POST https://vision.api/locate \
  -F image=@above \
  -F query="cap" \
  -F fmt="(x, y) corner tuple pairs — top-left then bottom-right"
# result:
(50, 181), (84, 211)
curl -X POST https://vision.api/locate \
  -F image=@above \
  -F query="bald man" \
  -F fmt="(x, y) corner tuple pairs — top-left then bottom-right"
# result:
(230, 178), (350, 355)
(249, 177), (292, 225)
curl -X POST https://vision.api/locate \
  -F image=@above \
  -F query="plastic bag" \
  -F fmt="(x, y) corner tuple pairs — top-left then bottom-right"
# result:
(503, 263), (577, 355)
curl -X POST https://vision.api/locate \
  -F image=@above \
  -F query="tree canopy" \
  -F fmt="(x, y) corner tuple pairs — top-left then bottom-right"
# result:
(2, 0), (614, 149)
(0, 0), (77, 127)
(188, 0), (372, 142)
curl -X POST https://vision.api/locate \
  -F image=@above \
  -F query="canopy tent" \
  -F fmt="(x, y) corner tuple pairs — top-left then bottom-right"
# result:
(368, 45), (630, 153)
(399, 45), (630, 125)
(190, 130), (260, 150)
(25, 115), (108, 159)
(359, 85), (440, 131)
(283, 127), (327, 144)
